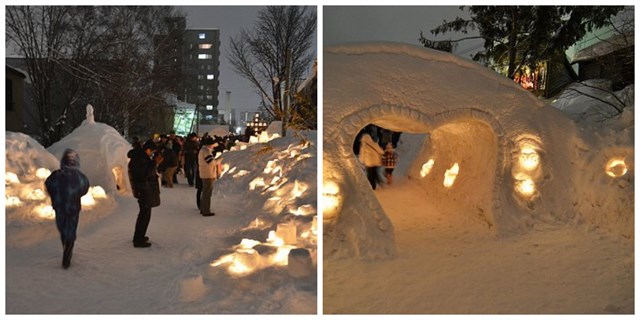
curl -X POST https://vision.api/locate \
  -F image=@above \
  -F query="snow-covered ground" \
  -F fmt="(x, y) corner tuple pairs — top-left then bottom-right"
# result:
(5, 119), (317, 314)
(322, 43), (634, 314)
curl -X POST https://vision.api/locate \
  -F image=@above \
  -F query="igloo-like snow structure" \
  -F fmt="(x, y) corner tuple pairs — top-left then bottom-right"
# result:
(323, 43), (594, 260)
(47, 105), (132, 195)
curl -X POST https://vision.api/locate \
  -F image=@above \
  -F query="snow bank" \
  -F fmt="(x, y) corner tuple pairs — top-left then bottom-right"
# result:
(552, 80), (634, 238)
(323, 42), (631, 260)
(208, 130), (317, 279)
(5, 130), (116, 247)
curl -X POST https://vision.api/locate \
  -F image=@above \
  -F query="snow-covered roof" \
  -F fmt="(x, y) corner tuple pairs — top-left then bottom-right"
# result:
(571, 32), (634, 64)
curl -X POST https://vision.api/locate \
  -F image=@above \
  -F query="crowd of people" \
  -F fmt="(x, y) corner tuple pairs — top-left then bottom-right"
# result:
(127, 130), (247, 249)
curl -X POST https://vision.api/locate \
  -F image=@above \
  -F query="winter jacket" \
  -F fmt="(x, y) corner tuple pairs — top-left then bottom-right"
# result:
(44, 149), (90, 242)
(183, 138), (199, 159)
(382, 150), (398, 168)
(127, 147), (161, 207)
(162, 146), (179, 168)
(359, 133), (384, 167)
(198, 145), (222, 180)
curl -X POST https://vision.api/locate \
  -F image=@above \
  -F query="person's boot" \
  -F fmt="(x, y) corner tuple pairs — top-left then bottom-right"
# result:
(62, 241), (74, 269)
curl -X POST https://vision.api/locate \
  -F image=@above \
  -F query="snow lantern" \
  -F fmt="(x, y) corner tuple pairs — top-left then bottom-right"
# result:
(276, 223), (297, 245)
(321, 180), (342, 222)
(287, 248), (313, 278)
(47, 104), (133, 195)
(324, 42), (582, 259)
(605, 158), (627, 177)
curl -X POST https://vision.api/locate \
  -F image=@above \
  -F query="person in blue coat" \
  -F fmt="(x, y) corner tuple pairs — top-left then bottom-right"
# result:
(44, 148), (90, 269)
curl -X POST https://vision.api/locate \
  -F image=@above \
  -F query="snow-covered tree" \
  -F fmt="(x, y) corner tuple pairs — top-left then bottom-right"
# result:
(420, 6), (624, 79)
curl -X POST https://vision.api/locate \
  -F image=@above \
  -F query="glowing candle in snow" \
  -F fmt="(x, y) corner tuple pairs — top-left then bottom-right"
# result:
(5, 172), (20, 185)
(291, 180), (308, 199)
(443, 163), (460, 188)
(234, 170), (250, 177)
(290, 204), (315, 216)
(515, 178), (536, 197)
(6, 196), (23, 208)
(519, 147), (540, 171)
(249, 177), (266, 190)
(420, 159), (435, 177)
(90, 186), (107, 199)
(267, 230), (285, 246)
(237, 238), (261, 249)
(35, 168), (52, 180)
(276, 223), (297, 245)
(322, 180), (342, 221)
(35, 205), (55, 219)
(81, 193), (96, 207)
(229, 248), (258, 275)
(605, 158), (627, 177)
(26, 188), (47, 201)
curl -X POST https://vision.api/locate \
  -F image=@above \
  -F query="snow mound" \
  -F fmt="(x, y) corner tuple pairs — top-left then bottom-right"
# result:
(323, 42), (633, 260)
(47, 105), (133, 195)
(5, 131), (117, 247)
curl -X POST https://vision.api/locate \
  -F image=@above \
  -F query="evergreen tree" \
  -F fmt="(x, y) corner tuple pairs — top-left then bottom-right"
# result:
(420, 6), (624, 78)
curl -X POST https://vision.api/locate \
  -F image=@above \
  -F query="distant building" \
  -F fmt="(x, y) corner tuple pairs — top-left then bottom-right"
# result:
(155, 17), (221, 130)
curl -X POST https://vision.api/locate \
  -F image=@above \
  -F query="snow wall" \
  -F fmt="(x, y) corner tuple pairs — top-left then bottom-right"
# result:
(323, 42), (632, 260)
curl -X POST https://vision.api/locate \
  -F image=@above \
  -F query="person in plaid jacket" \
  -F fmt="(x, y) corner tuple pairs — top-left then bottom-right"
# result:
(382, 143), (399, 185)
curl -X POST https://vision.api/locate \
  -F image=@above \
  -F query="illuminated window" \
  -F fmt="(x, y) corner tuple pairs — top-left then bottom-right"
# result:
(205, 115), (213, 120)
(197, 75), (205, 80)
(198, 54), (212, 59)
(207, 74), (214, 80)
(206, 105), (213, 110)
(206, 95), (213, 100)
(199, 44), (212, 49)
(198, 85), (205, 90)
(198, 33), (206, 39)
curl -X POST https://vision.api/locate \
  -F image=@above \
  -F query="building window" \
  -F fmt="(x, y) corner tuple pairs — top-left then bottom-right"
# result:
(198, 54), (212, 60)
(198, 33), (206, 39)
(207, 65), (213, 70)
(205, 115), (213, 120)
(206, 105), (213, 110)
(197, 75), (205, 80)
(199, 44), (213, 49)
(198, 85), (205, 90)
(206, 95), (213, 100)
(207, 74), (214, 80)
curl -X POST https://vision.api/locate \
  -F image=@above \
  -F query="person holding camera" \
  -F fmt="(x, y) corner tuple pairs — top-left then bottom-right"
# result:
(127, 140), (163, 248)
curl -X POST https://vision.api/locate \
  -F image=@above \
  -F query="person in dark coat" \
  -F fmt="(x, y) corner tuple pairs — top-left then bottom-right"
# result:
(128, 140), (162, 248)
(183, 133), (199, 187)
(44, 148), (90, 269)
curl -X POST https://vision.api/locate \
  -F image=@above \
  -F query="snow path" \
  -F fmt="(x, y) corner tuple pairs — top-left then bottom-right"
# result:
(6, 182), (315, 314)
(324, 180), (633, 314)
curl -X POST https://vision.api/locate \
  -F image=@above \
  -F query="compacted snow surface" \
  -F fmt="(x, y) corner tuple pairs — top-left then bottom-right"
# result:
(5, 125), (317, 314)
(324, 180), (633, 314)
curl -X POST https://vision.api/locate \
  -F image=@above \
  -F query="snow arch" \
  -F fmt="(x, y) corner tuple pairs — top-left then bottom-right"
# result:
(323, 42), (582, 260)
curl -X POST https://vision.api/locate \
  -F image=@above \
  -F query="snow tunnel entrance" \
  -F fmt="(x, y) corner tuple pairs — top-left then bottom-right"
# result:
(352, 113), (500, 232)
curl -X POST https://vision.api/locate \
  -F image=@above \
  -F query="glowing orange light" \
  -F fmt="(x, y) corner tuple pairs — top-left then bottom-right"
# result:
(519, 147), (540, 171)
(420, 159), (435, 177)
(515, 178), (536, 197)
(36, 168), (52, 180)
(443, 163), (460, 188)
(605, 158), (627, 177)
